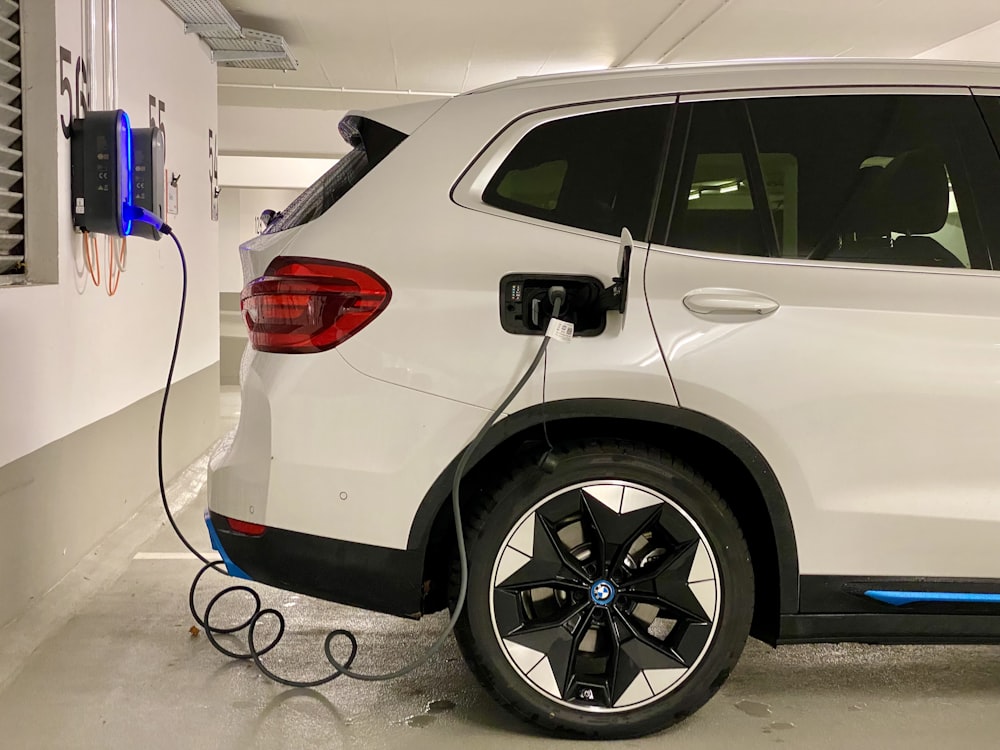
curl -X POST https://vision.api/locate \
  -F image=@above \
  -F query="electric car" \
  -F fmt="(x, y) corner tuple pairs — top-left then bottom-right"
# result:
(208, 58), (1000, 738)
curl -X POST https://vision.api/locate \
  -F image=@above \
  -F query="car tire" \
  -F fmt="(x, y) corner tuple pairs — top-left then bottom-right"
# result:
(454, 438), (754, 739)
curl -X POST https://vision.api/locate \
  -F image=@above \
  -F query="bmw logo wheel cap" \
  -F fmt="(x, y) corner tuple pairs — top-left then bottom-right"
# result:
(590, 579), (616, 606)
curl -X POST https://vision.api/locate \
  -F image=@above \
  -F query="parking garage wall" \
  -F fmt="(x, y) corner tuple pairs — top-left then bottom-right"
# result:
(0, 0), (219, 629)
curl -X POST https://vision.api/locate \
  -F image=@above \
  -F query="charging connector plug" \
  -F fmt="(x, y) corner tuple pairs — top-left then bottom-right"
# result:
(544, 285), (574, 343)
(548, 285), (566, 316)
(124, 204), (172, 236)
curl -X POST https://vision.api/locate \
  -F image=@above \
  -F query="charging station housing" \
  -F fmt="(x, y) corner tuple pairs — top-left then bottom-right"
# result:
(70, 110), (133, 237)
(130, 127), (165, 240)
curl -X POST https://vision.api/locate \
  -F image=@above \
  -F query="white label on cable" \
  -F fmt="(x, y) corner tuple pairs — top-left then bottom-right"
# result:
(546, 318), (574, 342)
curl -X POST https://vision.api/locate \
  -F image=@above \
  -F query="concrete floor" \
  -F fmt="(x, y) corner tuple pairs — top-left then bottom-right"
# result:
(2, 389), (1000, 749)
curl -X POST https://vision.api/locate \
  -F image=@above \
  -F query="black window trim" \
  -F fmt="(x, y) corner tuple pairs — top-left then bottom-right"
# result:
(969, 87), (1000, 271)
(651, 85), (1000, 275)
(739, 100), (782, 259)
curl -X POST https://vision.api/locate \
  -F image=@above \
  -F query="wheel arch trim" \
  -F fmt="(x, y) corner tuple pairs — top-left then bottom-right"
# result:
(407, 397), (800, 613)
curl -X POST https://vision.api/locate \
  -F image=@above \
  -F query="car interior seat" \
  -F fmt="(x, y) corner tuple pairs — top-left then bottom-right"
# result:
(825, 149), (962, 268)
(882, 149), (963, 268)
(824, 163), (892, 262)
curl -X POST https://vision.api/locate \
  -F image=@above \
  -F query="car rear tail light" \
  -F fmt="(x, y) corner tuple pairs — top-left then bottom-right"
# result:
(241, 257), (391, 354)
(226, 517), (267, 536)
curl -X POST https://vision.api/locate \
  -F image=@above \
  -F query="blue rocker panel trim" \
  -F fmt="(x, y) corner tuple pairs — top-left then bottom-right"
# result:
(865, 590), (1000, 606)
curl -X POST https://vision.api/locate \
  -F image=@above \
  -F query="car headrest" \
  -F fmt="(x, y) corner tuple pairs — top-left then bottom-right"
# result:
(882, 150), (949, 235)
(841, 165), (888, 238)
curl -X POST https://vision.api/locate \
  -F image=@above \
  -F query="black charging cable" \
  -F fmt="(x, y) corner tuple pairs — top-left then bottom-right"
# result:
(156, 229), (565, 686)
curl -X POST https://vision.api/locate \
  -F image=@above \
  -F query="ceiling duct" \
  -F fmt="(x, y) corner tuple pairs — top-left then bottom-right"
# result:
(160, 0), (298, 71)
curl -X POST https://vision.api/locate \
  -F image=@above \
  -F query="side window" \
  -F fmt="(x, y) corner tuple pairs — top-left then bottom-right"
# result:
(659, 104), (772, 257)
(684, 152), (798, 254)
(661, 95), (997, 270)
(483, 105), (672, 242)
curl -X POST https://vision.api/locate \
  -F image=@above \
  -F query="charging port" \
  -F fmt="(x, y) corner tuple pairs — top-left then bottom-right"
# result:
(499, 274), (606, 337)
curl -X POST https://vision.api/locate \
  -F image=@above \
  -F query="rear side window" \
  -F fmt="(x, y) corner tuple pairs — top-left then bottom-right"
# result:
(264, 118), (406, 234)
(659, 95), (999, 270)
(483, 105), (672, 242)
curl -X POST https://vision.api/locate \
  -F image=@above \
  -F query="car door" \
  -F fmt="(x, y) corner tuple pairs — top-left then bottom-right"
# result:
(644, 88), (1000, 584)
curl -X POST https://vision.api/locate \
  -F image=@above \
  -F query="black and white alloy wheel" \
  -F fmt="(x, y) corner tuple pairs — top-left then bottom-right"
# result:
(456, 441), (753, 738)
(491, 480), (721, 710)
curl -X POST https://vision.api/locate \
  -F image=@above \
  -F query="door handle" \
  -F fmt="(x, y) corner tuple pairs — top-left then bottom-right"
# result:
(683, 289), (780, 316)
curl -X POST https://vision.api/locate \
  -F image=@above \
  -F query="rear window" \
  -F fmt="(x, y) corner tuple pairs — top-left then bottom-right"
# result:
(263, 117), (406, 234)
(481, 105), (672, 242)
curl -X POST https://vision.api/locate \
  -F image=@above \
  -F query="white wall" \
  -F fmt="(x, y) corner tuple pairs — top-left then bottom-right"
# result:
(218, 155), (337, 189)
(218, 105), (348, 157)
(0, 0), (219, 468)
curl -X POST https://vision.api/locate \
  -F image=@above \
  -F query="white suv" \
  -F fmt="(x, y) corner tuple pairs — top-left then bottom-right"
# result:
(208, 59), (1000, 738)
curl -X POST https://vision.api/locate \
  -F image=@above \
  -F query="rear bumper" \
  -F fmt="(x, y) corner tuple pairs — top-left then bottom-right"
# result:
(207, 510), (426, 617)
(207, 349), (489, 549)
(207, 348), (488, 616)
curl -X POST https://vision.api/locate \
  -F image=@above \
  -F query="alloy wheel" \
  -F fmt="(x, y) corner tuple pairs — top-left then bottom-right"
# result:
(489, 481), (721, 712)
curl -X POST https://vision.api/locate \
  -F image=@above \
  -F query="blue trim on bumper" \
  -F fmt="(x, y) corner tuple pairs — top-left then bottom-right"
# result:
(865, 590), (1000, 606)
(204, 511), (252, 580)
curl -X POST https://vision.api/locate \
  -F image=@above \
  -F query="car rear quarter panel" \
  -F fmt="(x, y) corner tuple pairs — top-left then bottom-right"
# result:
(293, 94), (677, 415)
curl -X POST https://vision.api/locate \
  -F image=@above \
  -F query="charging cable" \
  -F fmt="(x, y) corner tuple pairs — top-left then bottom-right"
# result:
(150, 220), (568, 686)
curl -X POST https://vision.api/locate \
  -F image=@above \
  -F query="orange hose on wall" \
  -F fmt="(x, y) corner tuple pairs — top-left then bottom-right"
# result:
(82, 231), (100, 287)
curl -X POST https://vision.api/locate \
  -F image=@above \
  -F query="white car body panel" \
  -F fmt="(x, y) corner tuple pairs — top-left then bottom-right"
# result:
(209, 348), (491, 548)
(200, 61), (1000, 733)
(211, 58), (1000, 579)
(646, 245), (1000, 578)
(284, 93), (678, 414)
(219, 115), (674, 548)
(467, 58), (1000, 100)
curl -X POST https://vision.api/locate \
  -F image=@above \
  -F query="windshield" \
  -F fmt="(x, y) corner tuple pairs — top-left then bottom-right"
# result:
(263, 117), (406, 235)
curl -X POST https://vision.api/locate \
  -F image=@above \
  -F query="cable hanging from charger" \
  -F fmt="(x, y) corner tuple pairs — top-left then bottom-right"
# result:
(155, 226), (565, 686)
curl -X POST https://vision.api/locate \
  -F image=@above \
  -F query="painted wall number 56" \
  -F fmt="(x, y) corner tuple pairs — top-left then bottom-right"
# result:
(59, 46), (90, 139)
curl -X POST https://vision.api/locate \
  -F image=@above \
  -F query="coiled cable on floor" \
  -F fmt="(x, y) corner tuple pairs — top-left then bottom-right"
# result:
(158, 230), (560, 686)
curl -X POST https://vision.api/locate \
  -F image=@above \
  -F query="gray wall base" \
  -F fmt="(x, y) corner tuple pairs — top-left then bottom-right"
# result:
(0, 363), (220, 629)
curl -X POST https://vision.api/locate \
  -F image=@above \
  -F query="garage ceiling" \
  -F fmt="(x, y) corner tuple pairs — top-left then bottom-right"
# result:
(215, 0), (1000, 110)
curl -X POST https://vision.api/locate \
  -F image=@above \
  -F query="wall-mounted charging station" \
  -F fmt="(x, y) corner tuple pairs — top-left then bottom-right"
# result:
(130, 127), (165, 240)
(71, 110), (134, 237)
(70, 110), (170, 295)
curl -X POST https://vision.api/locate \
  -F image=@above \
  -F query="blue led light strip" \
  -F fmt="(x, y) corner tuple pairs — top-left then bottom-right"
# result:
(121, 110), (134, 237)
(865, 590), (1000, 606)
